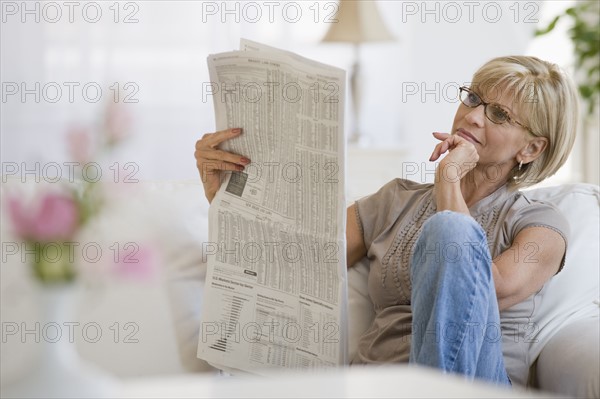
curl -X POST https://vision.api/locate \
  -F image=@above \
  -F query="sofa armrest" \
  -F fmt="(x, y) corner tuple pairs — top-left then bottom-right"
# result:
(347, 258), (375, 362)
(532, 317), (600, 397)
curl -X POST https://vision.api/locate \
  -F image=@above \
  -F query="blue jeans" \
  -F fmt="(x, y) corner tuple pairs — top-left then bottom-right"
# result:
(409, 211), (511, 386)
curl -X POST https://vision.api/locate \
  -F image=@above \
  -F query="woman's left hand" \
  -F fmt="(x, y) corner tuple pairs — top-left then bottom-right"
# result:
(429, 132), (479, 183)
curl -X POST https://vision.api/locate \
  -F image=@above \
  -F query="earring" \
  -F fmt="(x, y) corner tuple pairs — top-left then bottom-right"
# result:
(513, 159), (524, 180)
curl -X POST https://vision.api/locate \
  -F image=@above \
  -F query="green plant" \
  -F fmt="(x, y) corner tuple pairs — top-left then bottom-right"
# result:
(535, 0), (600, 115)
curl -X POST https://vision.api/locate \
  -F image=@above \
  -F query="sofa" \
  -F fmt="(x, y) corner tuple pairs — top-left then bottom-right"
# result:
(165, 180), (600, 397)
(1, 177), (598, 398)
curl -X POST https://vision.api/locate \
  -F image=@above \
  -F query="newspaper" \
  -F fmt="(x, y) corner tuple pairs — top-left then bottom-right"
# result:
(196, 39), (347, 375)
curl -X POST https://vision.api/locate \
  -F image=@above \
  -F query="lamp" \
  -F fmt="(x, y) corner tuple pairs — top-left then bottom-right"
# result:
(321, 0), (395, 144)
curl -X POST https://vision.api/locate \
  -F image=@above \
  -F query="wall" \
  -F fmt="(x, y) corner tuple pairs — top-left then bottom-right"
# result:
(1, 1), (587, 185)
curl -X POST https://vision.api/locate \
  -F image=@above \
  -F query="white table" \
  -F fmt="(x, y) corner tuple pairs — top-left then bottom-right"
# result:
(118, 365), (551, 398)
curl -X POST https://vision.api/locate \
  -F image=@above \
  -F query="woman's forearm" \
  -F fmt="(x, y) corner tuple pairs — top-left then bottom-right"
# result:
(434, 178), (470, 215)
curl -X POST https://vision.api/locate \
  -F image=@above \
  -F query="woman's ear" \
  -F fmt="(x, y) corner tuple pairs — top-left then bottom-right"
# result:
(520, 136), (548, 163)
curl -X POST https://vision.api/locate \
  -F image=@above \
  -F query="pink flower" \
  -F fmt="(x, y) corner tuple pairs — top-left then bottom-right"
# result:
(8, 192), (80, 242)
(112, 244), (157, 281)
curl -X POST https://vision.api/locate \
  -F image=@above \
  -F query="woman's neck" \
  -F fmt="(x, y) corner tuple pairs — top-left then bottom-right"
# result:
(459, 168), (509, 208)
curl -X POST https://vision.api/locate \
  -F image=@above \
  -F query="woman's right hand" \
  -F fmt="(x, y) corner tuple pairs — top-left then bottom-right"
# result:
(194, 128), (251, 203)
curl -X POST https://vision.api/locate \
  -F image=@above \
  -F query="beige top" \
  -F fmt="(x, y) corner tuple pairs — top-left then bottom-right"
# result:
(352, 179), (569, 385)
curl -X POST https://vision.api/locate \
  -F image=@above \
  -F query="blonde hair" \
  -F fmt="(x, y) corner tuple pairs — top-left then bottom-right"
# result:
(471, 56), (579, 189)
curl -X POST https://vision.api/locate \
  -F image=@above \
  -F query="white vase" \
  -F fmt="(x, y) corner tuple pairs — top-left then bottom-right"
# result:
(1, 284), (117, 398)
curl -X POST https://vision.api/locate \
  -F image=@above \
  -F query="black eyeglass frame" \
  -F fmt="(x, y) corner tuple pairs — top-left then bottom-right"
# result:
(458, 86), (535, 135)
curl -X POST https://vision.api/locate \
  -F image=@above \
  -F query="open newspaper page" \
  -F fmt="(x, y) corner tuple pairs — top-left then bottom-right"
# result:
(197, 40), (347, 374)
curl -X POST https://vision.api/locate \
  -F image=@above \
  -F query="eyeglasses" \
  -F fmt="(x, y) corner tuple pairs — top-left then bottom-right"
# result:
(459, 86), (534, 135)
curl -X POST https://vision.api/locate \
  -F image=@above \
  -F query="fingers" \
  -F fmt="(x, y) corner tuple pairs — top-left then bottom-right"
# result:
(195, 127), (251, 170)
(197, 147), (250, 167)
(432, 132), (450, 141)
(195, 128), (246, 204)
(197, 128), (243, 149)
(429, 138), (452, 161)
(429, 132), (450, 161)
(429, 132), (474, 161)
(198, 159), (244, 176)
(429, 132), (466, 161)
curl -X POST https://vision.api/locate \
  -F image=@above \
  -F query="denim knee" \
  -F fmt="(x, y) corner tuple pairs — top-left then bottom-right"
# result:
(411, 211), (491, 275)
(420, 211), (483, 243)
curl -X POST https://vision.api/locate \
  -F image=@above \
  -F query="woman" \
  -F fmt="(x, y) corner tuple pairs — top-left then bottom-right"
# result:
(195, 56), (579, 386)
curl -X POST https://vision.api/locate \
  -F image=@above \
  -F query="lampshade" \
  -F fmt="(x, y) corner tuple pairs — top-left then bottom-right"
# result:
(321, 0), (395, 44)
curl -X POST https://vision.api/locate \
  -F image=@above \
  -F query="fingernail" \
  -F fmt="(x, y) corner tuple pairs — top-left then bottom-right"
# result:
(232, 128), (242, 134)
(241, 157), (251, 165)
(236, 165), (245, 171)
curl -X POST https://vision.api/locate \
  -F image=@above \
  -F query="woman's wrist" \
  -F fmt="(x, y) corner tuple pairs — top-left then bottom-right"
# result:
(434, 177), (470, 215)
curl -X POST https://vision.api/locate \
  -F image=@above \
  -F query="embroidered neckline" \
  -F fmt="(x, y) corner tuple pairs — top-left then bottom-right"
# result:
(429, 184), (514, 217)
(376, 184), (516, 308)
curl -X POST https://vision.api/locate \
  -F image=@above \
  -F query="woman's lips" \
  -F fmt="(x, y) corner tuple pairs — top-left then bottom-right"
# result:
(456, 128), (481, 145)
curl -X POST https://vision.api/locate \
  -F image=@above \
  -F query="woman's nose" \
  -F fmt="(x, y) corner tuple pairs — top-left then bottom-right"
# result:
(464, 105), (486, 127)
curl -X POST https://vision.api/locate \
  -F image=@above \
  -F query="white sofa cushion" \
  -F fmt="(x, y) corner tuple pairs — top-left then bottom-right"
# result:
(347, 258), (374, 362)
(149, 181), (217, 373)
(535, 317), (599, 397)
(522, 184), (600, 359)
